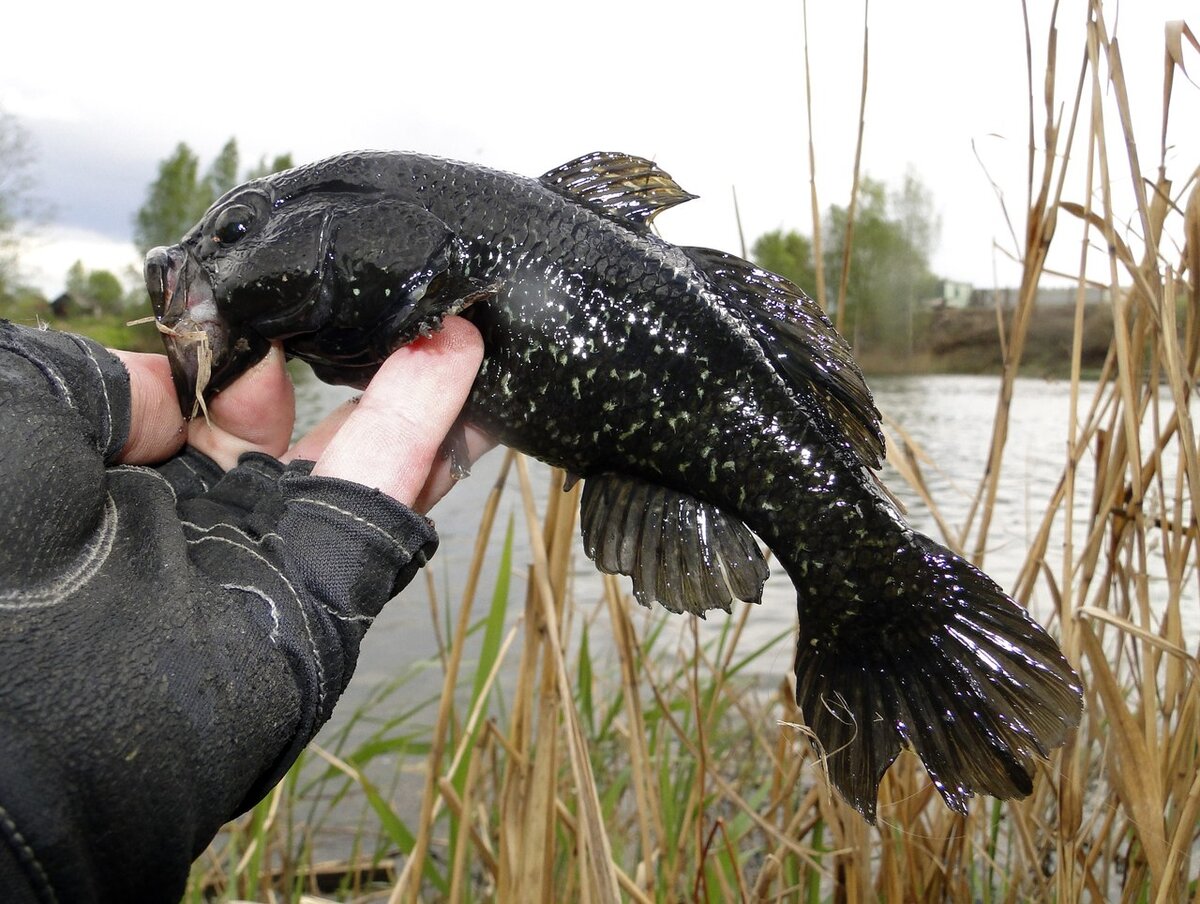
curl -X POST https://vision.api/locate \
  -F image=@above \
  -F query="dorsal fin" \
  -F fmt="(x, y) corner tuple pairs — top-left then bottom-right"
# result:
(580, 473), (768, 617)
(684, 247), (885, 468)
(540, 152), (697, 231)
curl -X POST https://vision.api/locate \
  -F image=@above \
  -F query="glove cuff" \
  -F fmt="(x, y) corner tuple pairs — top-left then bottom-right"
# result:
(277, 471), (438, 617)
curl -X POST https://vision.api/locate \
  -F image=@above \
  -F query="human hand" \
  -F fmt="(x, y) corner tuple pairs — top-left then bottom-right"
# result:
(114, 316), (488, 513)
(0, 317), (490, 902)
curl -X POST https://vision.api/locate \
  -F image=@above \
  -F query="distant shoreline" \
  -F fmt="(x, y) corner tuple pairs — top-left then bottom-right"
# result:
(855, 303), (1115, 379)
(14, 303), (1118, 381)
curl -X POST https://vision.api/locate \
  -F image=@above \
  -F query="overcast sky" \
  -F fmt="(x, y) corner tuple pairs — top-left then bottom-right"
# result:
(3, 0), (1196, 297)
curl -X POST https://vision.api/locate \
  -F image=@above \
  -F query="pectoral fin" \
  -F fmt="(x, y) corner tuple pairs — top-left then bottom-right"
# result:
(580, 473), (768, 616)
(441, 418), (472, 480)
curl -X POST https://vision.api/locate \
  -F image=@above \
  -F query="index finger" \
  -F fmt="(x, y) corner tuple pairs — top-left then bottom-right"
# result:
(303, 316), (484, 507)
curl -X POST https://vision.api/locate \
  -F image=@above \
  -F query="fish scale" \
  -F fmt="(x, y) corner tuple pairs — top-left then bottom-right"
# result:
(145, 149), (1083, 822)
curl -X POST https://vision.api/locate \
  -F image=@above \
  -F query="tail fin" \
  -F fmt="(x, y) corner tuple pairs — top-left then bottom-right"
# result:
(791, 533), (1083, 822)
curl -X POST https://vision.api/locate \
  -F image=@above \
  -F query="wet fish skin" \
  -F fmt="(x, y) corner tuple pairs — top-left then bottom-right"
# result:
(145, 151), (1082, 821)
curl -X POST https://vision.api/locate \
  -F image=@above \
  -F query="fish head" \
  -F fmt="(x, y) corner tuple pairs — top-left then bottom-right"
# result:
(145, 175), (334, 416)
(145, 160), (475, 414)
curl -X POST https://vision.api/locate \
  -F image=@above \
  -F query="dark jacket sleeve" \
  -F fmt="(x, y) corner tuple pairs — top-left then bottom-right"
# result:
(0, 322), (438, 903)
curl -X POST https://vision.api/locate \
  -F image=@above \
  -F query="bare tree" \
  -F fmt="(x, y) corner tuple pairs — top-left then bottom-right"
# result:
(0, 106), (39, 295)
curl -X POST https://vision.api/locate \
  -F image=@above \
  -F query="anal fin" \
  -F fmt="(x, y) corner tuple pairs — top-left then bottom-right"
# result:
(580, 473), (768, 617)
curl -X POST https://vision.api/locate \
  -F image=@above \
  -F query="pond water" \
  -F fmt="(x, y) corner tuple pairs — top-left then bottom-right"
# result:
(285, 365), (1200, 867)
(289, 368), (1197, 727)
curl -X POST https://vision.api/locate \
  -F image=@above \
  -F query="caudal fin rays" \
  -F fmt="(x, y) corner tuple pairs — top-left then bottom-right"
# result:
(791, 534), (1082, 822)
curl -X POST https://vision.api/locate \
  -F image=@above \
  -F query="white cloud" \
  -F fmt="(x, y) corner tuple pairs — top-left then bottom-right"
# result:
(15, 224), (141, 297)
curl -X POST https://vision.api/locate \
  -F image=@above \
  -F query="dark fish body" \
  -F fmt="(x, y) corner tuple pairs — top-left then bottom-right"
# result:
(146, 151), (1082, 820)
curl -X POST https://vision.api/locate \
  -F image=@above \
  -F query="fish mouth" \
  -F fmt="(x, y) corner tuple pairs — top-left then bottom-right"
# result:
(144, 245), (269, 419)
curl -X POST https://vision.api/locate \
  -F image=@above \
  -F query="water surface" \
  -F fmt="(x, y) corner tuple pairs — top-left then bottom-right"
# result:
(290, 370), (1196, 719)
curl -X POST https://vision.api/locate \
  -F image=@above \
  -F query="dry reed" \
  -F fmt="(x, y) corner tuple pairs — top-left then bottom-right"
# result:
(189, 1), (1198, 901)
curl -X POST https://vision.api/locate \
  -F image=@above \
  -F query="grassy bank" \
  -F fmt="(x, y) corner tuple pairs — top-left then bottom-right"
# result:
(56, 313), (164, 353)
(0, 303), (164, 354)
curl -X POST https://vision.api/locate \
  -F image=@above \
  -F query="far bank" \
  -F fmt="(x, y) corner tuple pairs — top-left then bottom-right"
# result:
(855, 303), (1118, 379)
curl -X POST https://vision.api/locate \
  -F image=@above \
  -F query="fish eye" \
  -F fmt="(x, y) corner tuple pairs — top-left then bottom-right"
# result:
(212, 204), (256, 245)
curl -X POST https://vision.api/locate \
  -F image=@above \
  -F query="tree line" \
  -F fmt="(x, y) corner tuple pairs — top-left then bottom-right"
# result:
(1, 103), (944, 361)
(752, 171), (942, 357)
(0, 106), (38, 301)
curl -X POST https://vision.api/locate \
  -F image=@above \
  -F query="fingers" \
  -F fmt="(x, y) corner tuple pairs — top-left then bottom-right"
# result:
(115, 317), (487, 514)
(187, 345), (296, 470)
(285, 396), (359, 465)
(113, 351), (188, 464)
(289, 397), (495, 514)
(303, 316), (484, 510)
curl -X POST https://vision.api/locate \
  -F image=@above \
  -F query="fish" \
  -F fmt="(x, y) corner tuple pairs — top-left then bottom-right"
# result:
(144, 150), (1083, 821)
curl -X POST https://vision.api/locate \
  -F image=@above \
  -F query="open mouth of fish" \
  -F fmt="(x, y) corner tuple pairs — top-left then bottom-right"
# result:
(143, 245), (267, 420)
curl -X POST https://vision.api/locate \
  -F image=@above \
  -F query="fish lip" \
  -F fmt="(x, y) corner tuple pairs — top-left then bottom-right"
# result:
(143, 245), (227, 418)
(145, 245), (186, 323)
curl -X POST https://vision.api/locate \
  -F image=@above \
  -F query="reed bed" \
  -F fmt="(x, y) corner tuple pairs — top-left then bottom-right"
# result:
(188, 1), (1198, 900)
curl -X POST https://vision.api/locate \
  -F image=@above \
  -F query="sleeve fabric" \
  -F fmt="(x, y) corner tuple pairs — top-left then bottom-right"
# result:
(0, 322), (438, 903)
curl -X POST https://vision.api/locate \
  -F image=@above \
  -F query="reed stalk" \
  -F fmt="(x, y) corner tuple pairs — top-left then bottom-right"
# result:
(189, 2), (1198, 900)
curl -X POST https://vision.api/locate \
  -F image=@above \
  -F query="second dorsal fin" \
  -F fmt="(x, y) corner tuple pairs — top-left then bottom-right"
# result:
(683, 247), (885, 468)
(540, 152), (697, 231)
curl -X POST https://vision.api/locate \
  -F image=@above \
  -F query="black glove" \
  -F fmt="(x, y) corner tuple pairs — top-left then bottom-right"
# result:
(0, 322), (438, 903)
